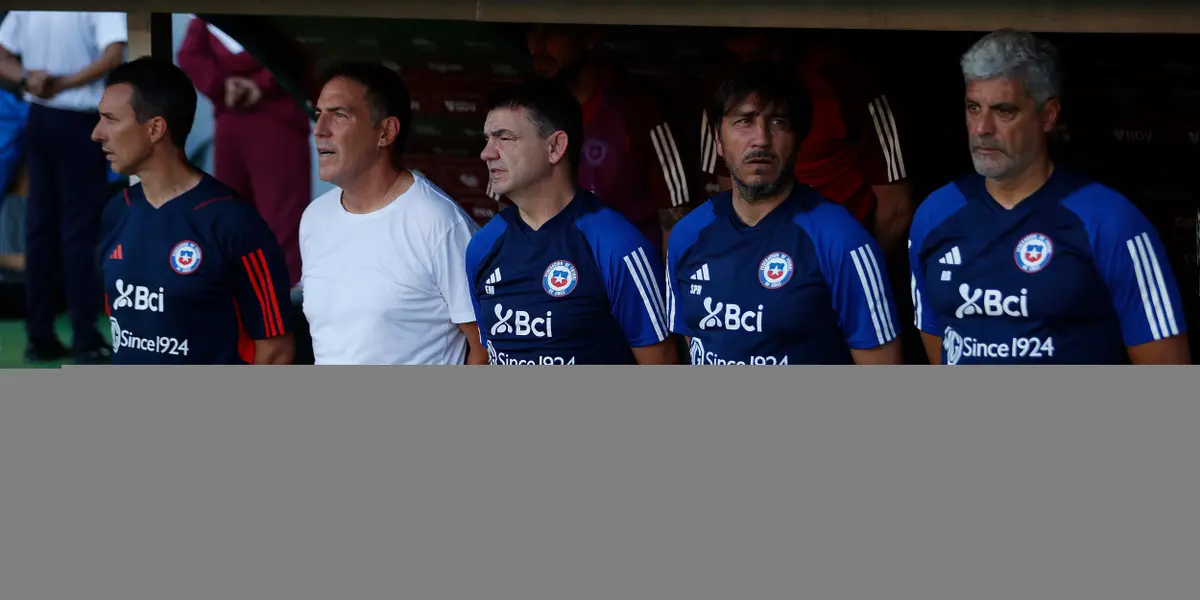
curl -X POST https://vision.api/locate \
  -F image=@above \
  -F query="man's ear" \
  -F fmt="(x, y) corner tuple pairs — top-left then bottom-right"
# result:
(1040, 97), (1061, 133)
(547, 130), (570, 165)
(145, 116), (169, 145)
(713, 126), (726, 159)
(379, 116), (402, 149)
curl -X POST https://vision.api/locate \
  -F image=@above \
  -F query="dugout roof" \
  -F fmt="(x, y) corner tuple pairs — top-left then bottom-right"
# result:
(14, 0), (1200, 34)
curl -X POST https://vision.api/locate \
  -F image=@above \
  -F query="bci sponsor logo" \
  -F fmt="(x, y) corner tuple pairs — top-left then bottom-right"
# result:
(489, 304), (554, 338)
(113, 279), (165, 313)
(698, 298), (764, 333)
(955, 284), (1029, 319)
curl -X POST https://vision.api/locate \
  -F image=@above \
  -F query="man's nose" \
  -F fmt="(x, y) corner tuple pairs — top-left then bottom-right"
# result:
(480, 139), (498, 161)
(971, 113), (995, 137)
(313, 114), (332, 137)
(747, 120), (772, 147)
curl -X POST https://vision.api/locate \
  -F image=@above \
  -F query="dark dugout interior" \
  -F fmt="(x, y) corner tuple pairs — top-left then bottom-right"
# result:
(218, 16), (1196, 297)
(6, 13), (1196, 353)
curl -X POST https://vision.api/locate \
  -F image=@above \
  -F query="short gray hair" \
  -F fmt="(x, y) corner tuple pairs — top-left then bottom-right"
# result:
(961, 28), (1061, 107)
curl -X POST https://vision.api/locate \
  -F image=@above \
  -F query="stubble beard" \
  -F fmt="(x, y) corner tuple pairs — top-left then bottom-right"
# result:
(729, 159), (795, 204)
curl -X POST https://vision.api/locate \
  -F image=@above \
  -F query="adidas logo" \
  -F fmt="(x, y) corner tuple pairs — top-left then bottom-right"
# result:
(108, 244), (124, 260)
(690, 263), (711, 281)
(937, 246), (962, 266)
(938, 246), (960, 282)
(484, 268), (501, 295)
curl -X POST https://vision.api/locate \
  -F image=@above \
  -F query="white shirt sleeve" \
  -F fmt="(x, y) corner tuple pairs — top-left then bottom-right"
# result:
(431, 217), (481, 325)
(0, 12), (24, 55)
(91, 12), (129, 53)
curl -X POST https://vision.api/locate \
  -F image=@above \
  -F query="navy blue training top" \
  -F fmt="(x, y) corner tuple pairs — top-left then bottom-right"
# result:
(908, 167), (1188, 365)
(465, 191), (669, 365)
(98, 173), (293, 364)
(667, 184), (900, 365)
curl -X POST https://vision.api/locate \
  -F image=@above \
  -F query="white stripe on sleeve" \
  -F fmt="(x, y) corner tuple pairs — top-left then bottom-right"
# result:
(650, 124), (689, 207)
(623, 249), (668, 342)
(849, 245), (886, 345)
(867, 95), (907, 183)
(1127, 233), (1179, 340)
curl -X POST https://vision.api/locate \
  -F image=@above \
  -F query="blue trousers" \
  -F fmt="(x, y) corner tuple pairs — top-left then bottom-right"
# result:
(23, 103), (109, 349)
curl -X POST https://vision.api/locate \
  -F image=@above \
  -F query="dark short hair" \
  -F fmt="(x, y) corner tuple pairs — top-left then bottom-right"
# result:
(104, 57), (197, 150)
(318, 61), (413, 161)
(707, 60), (814, 143)
(485, 78), (584, 173)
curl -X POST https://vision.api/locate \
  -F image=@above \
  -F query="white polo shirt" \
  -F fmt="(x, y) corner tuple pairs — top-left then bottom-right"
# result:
(299, 172), (481, 365)
(0, 11), (128, 113)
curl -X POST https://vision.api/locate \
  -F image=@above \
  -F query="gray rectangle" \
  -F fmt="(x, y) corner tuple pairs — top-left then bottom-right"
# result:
(1, 366), (1197, 600)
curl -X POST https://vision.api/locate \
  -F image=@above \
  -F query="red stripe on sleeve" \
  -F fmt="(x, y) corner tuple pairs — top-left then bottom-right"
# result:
(253, 248), (286, 335)
(241, 254), (276, 337)
(247, 250), (283, 337)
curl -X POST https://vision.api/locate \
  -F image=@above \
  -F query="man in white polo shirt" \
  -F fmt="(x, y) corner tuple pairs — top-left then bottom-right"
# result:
(299, 61), (486, 365)
(0, 11), (127, 364)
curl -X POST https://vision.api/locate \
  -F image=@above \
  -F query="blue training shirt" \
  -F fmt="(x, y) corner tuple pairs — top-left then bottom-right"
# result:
(465, 191), (669, 365)
(666, 184), (900, 365)
(98, 173), (293, 364)
(908, 167), (1188, 365)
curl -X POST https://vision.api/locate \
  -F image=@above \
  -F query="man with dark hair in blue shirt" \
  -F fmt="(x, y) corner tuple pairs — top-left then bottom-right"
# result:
(466, 78), (677, 365)
(94, 57), (294, 364)
(666, 61), (903, 365)
(909, 29), (1191, 365)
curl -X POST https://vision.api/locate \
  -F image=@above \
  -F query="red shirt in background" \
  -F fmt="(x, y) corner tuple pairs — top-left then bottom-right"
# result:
(577, 67), (694, 251)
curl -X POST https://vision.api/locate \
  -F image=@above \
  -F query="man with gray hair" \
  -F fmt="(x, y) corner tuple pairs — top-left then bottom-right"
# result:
(907, 28), (1191, 365)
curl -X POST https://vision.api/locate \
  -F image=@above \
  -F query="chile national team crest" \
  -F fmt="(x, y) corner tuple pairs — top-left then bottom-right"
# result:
(543, 260), (579, 297)
(1014, 233), (1053, 274)
(170, 240), (203, 275)
(582, 138), (609, 166)
(758, 251), (794, 289)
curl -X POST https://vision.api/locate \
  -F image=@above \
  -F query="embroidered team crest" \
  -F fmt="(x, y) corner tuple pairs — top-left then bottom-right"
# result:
(543, 260), (579, 297)
(1014, 233), (1053, 273)
(582, 138), (609, 166)
(758, 251), (794, 289)
(169, 240), (203, 275)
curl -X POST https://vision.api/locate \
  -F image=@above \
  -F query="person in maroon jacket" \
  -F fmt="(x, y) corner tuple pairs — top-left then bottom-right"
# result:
(513, 23), (697, 255)
(176, 16), (310, 289)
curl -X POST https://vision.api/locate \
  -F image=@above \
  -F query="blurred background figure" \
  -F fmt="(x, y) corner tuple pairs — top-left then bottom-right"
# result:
(520, 23), (697, 254)
(0, 11), (127, 364)
(177, 15), (311, 289)
(0, 84), (28, 277)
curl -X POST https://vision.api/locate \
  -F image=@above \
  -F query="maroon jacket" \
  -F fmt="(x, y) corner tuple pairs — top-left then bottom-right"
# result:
(176, 17), (310, 136)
